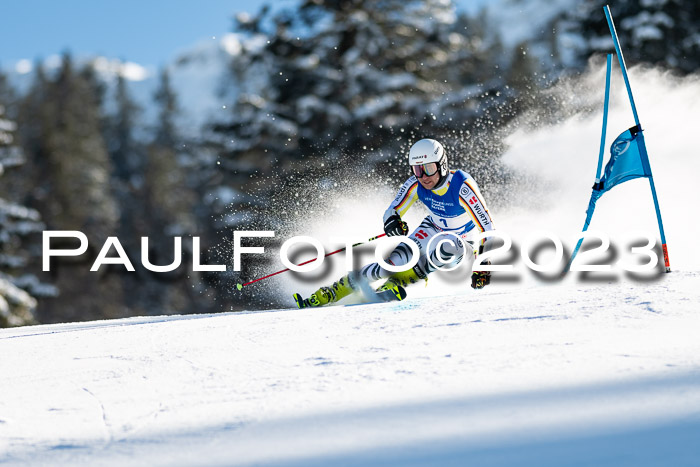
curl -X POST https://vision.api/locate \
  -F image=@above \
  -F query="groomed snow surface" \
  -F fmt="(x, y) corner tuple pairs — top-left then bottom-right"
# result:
(1, 270), (700, 466)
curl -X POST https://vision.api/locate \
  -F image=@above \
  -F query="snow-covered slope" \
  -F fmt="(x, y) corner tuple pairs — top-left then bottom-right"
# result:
(1, 272), (699, 466)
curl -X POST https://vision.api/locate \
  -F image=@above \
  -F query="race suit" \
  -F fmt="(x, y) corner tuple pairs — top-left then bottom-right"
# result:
(359, 170), (496, 281)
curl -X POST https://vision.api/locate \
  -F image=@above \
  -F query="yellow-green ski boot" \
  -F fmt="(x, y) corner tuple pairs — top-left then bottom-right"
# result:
(376, 267), (425, 301)
(293, 273), (358, 309)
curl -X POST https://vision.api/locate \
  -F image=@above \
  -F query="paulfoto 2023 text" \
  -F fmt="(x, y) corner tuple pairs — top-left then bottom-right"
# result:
(42, 230), (662, 274)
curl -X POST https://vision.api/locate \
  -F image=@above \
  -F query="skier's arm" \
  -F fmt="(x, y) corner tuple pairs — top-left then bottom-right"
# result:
(383, 177), (418, 236)
(458, 176), (495, 289)
(457, 176), (495, 234)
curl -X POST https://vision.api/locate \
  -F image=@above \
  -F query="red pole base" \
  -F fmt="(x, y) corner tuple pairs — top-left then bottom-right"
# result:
(662, 243), (671, 273)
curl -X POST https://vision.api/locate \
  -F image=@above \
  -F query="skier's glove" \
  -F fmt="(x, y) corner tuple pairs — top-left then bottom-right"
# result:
(471, 270), (490, 289)
(471, 260), (491, 289)
(384, 213), (409, 237)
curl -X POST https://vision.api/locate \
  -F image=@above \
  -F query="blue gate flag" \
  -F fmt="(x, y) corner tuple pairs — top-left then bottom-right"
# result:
(597, 125), (651, 194)
(567, 124), (653, 271)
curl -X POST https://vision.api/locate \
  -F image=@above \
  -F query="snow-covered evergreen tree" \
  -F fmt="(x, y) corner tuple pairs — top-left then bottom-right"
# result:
(0, 76), (48, 327)
(141, 69), (201, 314)
(16, 54), (126, 323)
(221, 0), (508, 158)
(211, 0), (516, 232)
(146, 69), (196, 237)
(563, 0), (700, 74)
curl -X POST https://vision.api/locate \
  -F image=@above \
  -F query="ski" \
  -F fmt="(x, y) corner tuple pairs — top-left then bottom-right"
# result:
(353, 274), (404, 304)
(374, 285), (407, 303)
(292, 293), (309, 309)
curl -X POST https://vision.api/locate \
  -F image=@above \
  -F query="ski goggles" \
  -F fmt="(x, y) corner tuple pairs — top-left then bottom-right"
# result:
(412, 162), (439, 178)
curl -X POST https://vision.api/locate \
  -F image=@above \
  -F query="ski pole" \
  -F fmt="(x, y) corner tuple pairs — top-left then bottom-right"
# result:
(235, 233), (386, 290)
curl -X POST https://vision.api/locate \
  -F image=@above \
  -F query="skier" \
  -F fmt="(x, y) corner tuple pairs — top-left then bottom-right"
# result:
(294, 138), (495, 308)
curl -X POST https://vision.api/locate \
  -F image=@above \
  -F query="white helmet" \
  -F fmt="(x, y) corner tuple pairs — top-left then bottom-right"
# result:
(408, 138), (448, 178)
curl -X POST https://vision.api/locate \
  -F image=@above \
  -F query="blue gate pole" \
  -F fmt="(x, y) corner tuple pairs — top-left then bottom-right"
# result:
(604, 6), (640, 127)
(604, 5), (671, 272)
(566, 55), (612, 273)
(596, 54), (612, 183)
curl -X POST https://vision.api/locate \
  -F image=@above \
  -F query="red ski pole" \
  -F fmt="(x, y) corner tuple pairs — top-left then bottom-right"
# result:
(235, 233), (386, 290)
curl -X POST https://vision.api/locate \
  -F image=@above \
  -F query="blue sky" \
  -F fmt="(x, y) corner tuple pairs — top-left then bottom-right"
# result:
(0, 0), (484, 70)
(0, 0), (285, 67)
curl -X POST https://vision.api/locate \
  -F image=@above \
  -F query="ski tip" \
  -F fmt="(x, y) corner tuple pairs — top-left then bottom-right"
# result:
(394, 285), (407, 301)
(375, 284), (407, 303)
(293, 293), (307, 309)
